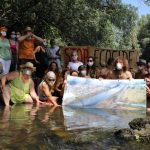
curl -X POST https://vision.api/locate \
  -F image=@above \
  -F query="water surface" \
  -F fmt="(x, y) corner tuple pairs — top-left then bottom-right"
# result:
(0, 104), (150, 150)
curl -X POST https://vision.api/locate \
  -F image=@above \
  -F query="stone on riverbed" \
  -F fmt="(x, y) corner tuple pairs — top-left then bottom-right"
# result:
(114, 118), (150, 142)
(129, 118), (150, 130)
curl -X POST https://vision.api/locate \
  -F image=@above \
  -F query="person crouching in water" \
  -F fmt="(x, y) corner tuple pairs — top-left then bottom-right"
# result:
(38, 71), (60, 107)
(0, 62), (42, 107)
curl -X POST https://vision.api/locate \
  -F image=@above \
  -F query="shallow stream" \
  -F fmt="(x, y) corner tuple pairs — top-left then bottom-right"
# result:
(0, 104), (150, 150)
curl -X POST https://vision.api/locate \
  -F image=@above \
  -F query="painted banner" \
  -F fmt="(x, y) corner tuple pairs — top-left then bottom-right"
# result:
(60, 46), (139, 70)
(62, 76), (146, 110)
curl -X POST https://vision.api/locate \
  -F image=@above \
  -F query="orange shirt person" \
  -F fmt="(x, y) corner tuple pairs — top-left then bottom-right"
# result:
(18, 26), (44, 65)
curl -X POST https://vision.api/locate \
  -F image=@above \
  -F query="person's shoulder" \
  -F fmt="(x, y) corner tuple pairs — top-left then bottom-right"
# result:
(126, 70), (132, 75)
(41, 81), (49, 88)
(68, 61), (73, 66)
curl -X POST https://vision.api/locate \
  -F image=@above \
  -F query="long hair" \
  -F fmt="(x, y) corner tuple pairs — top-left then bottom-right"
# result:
(48, 61), (59, 75)
(114, 57), (129, 72)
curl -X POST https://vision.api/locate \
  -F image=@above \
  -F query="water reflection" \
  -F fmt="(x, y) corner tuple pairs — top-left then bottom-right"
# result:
(0, 104), (149, 149)
(63, 107), (146, 130)
(0, 104), (146, 131)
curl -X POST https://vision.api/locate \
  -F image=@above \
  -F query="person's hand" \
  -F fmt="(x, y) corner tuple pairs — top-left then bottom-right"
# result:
(35, 97), (46, 106)
(26, 32), (33, 40)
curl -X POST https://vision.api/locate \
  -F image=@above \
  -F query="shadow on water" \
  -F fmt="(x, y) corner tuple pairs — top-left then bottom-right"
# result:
(0, 104), (150, 150)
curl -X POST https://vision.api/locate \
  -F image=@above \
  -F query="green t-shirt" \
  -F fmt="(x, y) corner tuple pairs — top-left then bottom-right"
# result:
(9, 72), (32, 103)
(0, 38), (11, 60)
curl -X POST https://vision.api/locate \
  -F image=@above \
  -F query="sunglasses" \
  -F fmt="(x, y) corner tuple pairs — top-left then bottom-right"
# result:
(87, 60), (93, 62)
(48, 78), (55, 82)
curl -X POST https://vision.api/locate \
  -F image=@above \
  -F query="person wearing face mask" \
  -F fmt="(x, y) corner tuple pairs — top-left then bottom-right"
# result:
(9, 31), (19, 71)
(78, 65), (90, 78)
(86, 56), (96, 78)
(46, 39), (62, 72)
(16, 31), (21, 41)
(38, 71), (60, 106)
(67, 50), (83, 72)
(111, 57), (133, 79)
(0, 26), (12, 75)
(135, 59), (148, 79)
(0, 62), (43, 107)
(18, 26), (44, 66)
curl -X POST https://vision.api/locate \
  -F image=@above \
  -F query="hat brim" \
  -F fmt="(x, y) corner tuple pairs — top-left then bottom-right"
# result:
(20, 65), (36, 71)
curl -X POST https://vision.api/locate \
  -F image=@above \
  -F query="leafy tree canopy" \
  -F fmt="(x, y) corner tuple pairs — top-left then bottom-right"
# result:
(0, 0), (138, 49)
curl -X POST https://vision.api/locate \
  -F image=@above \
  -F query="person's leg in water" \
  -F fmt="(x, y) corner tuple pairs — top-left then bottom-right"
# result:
(2, 85), (11, 107)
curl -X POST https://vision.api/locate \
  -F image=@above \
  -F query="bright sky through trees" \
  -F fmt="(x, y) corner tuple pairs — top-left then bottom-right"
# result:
(122, 0), (150, 17)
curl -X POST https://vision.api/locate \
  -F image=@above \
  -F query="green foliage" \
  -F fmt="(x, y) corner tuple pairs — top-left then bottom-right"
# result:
(138, 14), (150, 60)
(0, 0), (138, 49)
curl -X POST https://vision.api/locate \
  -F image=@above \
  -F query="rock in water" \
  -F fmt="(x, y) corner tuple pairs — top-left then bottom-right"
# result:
(114, 118), (150, 142)
(114, 128), (135, 140)
(129, 118), (150, 130)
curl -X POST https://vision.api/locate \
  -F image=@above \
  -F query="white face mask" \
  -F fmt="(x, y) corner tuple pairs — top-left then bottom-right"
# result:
(16, 34), (21, 39)
(43, 41), (47, 46)
(22, 69), (32, 76)
(88, 62), (94, 66)
(1, 31), (6, 37)
(81, 70), (87, 76)
(138, 65), (144, 71)
(116, 63), (122, 70)
(11, 35), (16, 39)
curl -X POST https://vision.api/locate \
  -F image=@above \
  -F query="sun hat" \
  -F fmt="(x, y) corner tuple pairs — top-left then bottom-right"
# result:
(25, 26), (32, 32)
(20, 62), (36, 71)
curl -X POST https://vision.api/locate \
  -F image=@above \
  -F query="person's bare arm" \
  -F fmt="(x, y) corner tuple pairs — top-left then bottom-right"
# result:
(30, 81), (39, 101)
(42, 82), (59, 106)
(18, 34), (29, 42)
(1, 71), (19, 89)
(32, 34), (44, 43)
(127, 71), (133, 80)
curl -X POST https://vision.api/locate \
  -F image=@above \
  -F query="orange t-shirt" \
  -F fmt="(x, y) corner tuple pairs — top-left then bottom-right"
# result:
(18, 38), (36, 59)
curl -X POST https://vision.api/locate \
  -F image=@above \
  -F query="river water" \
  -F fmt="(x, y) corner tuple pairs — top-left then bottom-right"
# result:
(0, 104), (150, 150)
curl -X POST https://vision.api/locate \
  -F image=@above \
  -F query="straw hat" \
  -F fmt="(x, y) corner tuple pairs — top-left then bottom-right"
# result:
(20, 62), (36, 71)
(25, 26), (32, 32)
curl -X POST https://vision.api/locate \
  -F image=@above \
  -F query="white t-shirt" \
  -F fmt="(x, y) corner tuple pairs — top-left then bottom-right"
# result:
(67, 61), (83, 71)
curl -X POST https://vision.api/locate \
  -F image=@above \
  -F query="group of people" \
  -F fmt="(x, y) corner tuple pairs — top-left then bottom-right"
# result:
(0, 26), (62, 107)
(0, 25), (150, 110)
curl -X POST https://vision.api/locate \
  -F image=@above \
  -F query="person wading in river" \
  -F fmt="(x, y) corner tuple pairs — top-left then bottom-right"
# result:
(0, 62), (43, 107)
